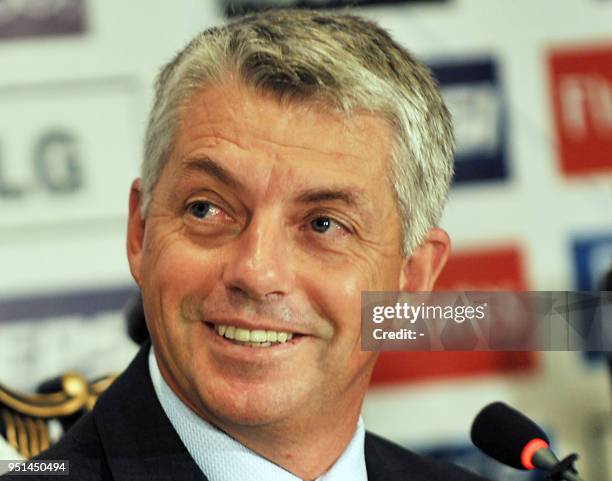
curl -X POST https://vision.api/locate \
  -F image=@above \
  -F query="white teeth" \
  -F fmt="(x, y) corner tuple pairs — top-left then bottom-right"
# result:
(234, 328), (250, 342)
(250, 330), (267, 343)
(213, 324), (295, 346)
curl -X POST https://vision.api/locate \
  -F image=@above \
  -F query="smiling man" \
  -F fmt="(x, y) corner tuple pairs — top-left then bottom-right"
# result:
(2, 9), (490, 481)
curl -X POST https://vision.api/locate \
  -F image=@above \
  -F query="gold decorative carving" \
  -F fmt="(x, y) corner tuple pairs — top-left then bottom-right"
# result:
(0, 372), (117, 458)
(0, 373), (89, 418)
(37, 418), (49, 452)
(14, 414), (28, 458)
(2, 409), (17, 451)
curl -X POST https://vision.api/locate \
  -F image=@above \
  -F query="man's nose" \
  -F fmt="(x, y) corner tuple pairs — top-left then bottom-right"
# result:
(222, 212), (292, 301)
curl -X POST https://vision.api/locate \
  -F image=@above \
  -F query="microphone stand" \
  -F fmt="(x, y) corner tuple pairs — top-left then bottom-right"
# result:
(533, 449), (586, 481)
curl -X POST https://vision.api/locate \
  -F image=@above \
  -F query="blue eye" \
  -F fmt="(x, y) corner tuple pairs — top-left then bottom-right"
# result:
(311, 217), (332, 233)
(190, 201), (211, 219)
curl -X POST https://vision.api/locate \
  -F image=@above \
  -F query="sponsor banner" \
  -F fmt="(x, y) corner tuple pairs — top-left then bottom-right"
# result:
(371, 246), (535, 385)
(0, 287), (138, 391)
(0, 287), (137, 323)
(549, 44), (612, 176)
(223, 0), (448, 16)
(0, 0), (86, 40)
(0, 78), (140, 231)
(362, 291), (612, 351)
(370, 349), (534, 385)
(430, 58), (508, 184)
(435, 245), (528, 291)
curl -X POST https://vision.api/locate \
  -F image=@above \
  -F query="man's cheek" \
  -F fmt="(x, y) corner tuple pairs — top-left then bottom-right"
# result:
(311, 267), (362, 320)
(153, 241), (217, 289)
(338, 275), (368, 318)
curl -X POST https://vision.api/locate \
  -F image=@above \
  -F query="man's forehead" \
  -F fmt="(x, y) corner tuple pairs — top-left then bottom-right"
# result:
(174, 81), (395, 166)
(157, 81), (400, 218)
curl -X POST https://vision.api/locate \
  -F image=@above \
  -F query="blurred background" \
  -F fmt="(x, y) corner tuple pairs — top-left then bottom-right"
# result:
(0, 0), (611, 479)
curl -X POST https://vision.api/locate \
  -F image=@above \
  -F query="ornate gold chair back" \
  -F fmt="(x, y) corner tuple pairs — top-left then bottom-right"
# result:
(0, 373), (116, 458)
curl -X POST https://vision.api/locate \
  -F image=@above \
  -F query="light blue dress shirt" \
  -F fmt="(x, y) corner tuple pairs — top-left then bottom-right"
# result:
(148, 347), (368, 481)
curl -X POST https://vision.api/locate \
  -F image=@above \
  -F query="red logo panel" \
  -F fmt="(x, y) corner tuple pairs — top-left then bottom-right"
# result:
(370, 245), (536, 386)
(549, 44), (612, 176)
(434, 245), (528, 291)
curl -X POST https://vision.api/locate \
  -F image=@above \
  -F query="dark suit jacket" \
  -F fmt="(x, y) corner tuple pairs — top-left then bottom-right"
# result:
(1, 342), (489, 480)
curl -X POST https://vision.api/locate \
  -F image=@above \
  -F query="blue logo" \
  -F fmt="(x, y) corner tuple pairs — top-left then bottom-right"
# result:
(429, 58), (509, 185)
(573, 233), (612, 290)
(572, 233), (612, 362)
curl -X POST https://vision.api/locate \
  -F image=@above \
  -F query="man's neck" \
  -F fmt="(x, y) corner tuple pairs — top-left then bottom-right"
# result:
(208, 404), (363, 480)
(157, 357), (367, 480)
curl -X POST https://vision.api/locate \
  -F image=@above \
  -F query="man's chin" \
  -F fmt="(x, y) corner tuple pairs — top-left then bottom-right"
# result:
(198, 400), (291, 430)
(192, 382), (311, 430)
(214, 409), (283, 428)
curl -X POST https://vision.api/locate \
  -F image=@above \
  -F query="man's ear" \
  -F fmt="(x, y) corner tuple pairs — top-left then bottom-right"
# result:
(127, 178), (145, 288)
(399, 227), (451, 291)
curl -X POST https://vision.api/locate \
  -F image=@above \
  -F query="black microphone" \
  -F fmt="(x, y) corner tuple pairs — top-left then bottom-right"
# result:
(471, 402), (586, 481)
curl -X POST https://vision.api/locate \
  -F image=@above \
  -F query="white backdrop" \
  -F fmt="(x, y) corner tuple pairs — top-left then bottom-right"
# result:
(1, 1), (610, 479)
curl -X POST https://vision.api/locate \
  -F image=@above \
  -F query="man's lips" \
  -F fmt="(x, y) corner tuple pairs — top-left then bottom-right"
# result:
(203, 321), (306, 348)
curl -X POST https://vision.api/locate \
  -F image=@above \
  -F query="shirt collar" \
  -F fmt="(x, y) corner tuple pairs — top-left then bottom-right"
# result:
(148, 347), (368, 481)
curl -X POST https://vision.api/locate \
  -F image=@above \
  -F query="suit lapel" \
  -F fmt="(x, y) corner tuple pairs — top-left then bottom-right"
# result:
(365, 432), (429, 481)
(93, 342), (208, 481)
(365, 432), (402, 481)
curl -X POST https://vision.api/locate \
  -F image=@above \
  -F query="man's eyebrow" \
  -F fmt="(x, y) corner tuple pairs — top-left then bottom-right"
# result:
(295, 188), (367, 209)
(180, 157), (244, 190)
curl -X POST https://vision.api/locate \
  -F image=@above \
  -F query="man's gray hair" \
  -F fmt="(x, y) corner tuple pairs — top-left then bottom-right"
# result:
(142, 8), (454, 256)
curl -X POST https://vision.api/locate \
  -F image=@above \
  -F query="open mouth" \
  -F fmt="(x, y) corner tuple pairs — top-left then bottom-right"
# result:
(205, 322), (302, 348)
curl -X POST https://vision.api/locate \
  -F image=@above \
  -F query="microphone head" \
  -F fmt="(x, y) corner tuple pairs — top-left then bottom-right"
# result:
(471, 402), (550, 470)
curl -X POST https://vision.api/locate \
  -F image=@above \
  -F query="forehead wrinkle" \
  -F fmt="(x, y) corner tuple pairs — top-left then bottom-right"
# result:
(173, 135), (377, 201)
(172, 120), (376, 193)
(182, 85), (390, 164)
(187, 127), (376, 167)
